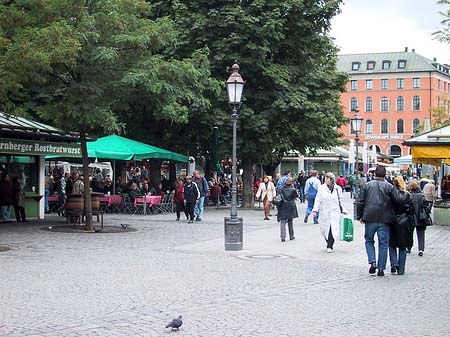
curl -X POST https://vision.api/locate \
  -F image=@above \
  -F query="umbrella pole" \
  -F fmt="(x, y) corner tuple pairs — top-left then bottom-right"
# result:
(113, 160), (116, 195)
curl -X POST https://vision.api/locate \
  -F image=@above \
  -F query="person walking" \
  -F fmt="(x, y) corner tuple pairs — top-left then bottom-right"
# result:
(297, 171), (307, 203)
(174, 178), (188, 221)
(276, 170), (291, 193)
(357, 166), (400, 277)
(277, 178), (299, 242)
(304, 170), (321, 224)
(12, 176), (26, 222)
(409, 181), (429, 257)
(388, 176), (414, 275)
(422, 179), (436, 209)
(255, 175), (276, 220)
(183, 176), (200, 223)
(193, 171), (208, 221)
(312, 172), (346, 253)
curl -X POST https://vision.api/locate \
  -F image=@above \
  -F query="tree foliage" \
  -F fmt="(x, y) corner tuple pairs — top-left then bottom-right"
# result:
(0, 0), (217, 226)
(150, 0), (348, 205)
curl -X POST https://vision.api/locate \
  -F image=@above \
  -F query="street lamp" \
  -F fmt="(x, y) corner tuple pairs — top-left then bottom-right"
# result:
(224, 63), (245, 251)
(351, 113), (363, 174)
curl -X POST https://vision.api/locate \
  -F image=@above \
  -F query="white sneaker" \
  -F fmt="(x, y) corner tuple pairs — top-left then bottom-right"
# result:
(327, 248), (333, 253)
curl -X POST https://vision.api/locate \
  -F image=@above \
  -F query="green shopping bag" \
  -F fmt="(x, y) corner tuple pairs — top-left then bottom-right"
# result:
(342, 217), (354, 242)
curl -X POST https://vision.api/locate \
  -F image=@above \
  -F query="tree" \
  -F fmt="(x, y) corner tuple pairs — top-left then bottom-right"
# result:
(0, 0), (217, 229)
(150, 0), (348, 206)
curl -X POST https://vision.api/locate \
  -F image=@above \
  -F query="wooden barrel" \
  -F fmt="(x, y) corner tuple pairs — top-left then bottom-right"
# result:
(66, 194), (84, 212)
(90, 193), (100, 210)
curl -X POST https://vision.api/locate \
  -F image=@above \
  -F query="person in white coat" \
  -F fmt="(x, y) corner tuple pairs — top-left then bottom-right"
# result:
(312, 172), (346, 253)
(255, 175), (276, 220)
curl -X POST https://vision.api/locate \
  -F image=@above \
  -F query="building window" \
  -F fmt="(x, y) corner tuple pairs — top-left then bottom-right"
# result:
(397, 119), (404, 133)
(365, 120), (373, 134)
(381, 119), (388, 134)
(352, 62), (360, 71)
(370, 144), (381, 153)
(381, 97), (389, 112)
(413, 96), (421, 110)
(365, 97), (373, 112)
(397, 96), (405, 111)
(381, 79), (388, 90)
(366, 79), (373, 90)
(350, 80), (357, 91)
(397, 78), (404, 89)
(390, 145), (402, 157)
(413, 78), (420, 88)
(398, 59), (407, 69)
(413, 118), (420, 134)
(350, 97), (358, 111)
(382, 60), (391, 69)
(367, 61), (376, 70)
(438, 79), (441, 90)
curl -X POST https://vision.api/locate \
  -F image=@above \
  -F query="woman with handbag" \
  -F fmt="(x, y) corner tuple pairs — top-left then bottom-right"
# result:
(255, 175), (276, 220)
(389, 176), (414, 275)
(277, 178), (299, 242)
(312, 172), (346, 253)
(409, 181), (429, 257)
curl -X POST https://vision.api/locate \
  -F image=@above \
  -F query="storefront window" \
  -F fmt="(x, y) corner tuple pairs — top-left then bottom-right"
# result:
(0, 155), (39, 192)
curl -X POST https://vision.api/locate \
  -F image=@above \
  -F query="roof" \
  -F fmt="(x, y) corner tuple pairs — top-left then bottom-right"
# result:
(0, 112), (78, 141)
(337, 50), (450, 76)
(404, 124), (450, 145)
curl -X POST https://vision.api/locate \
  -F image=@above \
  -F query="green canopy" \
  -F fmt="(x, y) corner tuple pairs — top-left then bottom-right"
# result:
(87, 135), (188, 162)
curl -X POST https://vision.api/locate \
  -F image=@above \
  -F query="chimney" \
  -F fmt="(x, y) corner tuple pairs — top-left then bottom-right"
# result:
(434, 57), (437, 62)
(405, 47), (408, 52)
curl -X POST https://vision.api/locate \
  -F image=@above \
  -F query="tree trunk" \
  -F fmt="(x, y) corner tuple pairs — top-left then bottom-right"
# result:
(80, 127), (93, 231)
(148, 160), (162, 187)
(262, 161), (281, 178)
(242, 157), (254, 208)
(168, 162), (177, 188)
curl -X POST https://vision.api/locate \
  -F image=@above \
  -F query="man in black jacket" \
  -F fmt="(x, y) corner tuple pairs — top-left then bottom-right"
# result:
(183, 176), (200, 223)
(357, 166), (399, 277)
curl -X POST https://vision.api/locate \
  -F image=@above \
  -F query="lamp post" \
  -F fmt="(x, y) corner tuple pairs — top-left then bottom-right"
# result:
(351, 113), (363, 174)
(224, 63), (245, 251)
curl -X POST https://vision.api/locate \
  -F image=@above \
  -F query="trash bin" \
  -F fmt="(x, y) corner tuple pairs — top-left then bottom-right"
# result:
(433, 200), (450, 226)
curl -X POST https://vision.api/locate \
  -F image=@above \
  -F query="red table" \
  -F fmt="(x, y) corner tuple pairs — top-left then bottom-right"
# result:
(134, 195), (162, 208)
(99, 195), (123, 207)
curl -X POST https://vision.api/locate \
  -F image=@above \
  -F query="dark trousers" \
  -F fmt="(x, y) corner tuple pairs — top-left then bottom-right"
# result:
(326, 228), (335, 249)
(13, 205), (26, 222)
(185, 202), (195, 221)
(176, 202), (188, 220)
(416, 227), (425, 251)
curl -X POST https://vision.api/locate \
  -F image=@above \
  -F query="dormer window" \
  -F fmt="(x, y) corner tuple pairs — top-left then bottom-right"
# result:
(398, 59), (407, 69)
(352, 62), (361, 71)
(382, 60), (391, 70)
(367, 61), (376, 70)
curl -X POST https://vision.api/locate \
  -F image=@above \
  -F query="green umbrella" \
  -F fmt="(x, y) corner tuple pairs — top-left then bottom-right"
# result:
(87, 135), (188, 162)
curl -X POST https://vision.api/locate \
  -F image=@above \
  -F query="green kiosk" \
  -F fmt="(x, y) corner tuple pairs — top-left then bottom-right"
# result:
(0, 113), (80, 220)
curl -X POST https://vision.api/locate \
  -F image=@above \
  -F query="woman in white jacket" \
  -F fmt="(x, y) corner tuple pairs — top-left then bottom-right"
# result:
(312, 172), (346, 252)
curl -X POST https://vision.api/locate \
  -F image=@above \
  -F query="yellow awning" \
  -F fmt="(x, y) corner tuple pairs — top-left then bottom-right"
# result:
(412, 145), (450, 165)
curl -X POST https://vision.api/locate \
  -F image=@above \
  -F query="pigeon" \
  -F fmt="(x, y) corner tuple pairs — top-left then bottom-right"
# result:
(94, 228), (102, 233)
(120, 223), (129, 229)
(165, 315), (182, 331)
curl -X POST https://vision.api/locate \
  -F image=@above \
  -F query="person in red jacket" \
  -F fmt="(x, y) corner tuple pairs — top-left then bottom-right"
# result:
(336, 175), (346, 192)
(174, 178), (188, 221)
(0, 172), (13, 223)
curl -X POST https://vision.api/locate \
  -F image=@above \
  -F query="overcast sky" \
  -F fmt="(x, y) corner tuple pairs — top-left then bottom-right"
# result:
(331, 0), (450, 64)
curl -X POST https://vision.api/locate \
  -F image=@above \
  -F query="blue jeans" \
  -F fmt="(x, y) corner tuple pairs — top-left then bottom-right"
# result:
(364, 222), (390, 270)
(389, 247), (407, 273)
(306, 194), (319, 223)
(45, 188), (50, 212)
(0, 205), (11, 221)
(298, 188), (305, 203)
(194, 196), (205, 220)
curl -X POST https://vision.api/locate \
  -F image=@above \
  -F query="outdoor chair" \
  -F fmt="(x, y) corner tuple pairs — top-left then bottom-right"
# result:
(153, 191), (174, 214)
(121, 194), (135, 214)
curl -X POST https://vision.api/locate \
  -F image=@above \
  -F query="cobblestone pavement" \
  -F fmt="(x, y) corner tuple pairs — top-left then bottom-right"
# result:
(1, 193), (449, 337)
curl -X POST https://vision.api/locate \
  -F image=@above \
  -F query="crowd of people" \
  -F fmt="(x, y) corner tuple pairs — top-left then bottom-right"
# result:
(0, 171), (27, 223)
(255, 166), (435, 277)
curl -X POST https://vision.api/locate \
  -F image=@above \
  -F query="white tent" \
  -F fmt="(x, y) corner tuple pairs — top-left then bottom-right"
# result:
(393, 154), (413, 165)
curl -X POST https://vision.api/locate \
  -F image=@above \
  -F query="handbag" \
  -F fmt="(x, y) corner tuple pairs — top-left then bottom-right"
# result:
(272, 194), (283, 207)
(419, 206), (431, 226)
